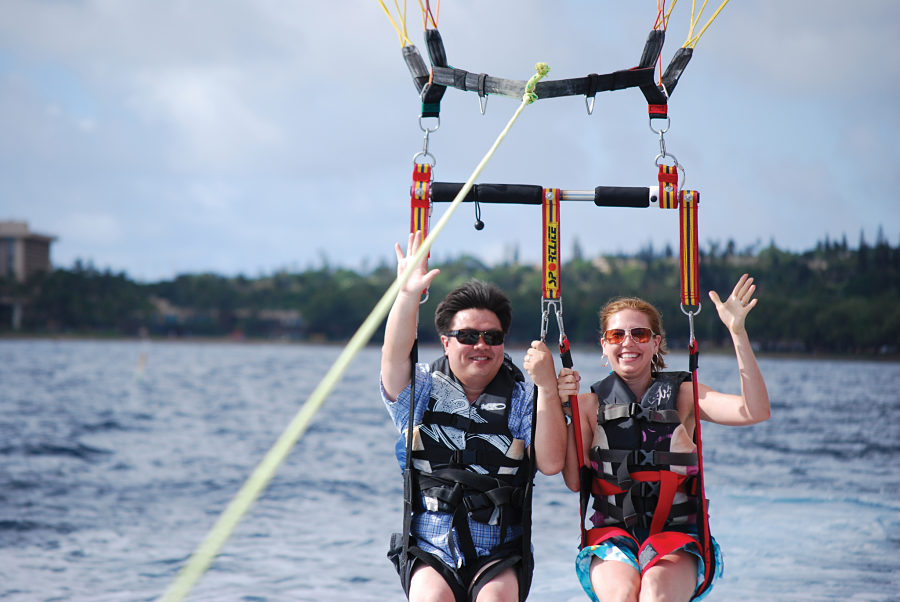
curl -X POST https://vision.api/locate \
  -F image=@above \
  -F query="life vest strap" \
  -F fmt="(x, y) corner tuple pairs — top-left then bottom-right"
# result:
(599, 401), (681, 424)
(591, 448), (698, 471)
(412, 446), (522, 469)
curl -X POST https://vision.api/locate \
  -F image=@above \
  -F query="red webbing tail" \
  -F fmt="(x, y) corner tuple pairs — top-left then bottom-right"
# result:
(690, 340), (715, 595)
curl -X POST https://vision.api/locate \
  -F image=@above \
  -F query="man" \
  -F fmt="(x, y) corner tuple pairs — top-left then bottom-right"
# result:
(381, 232), (566, 602)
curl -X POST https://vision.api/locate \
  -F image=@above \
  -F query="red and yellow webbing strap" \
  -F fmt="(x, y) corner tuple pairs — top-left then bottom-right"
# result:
(679, 189), (700, 307)
(542, 188), (561, 300)
(410, 162), (432, 238)
(657, 164), (679, 209)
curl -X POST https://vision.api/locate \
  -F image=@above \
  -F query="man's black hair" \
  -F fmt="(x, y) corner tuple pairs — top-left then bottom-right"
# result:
(433, 279), (512, 335)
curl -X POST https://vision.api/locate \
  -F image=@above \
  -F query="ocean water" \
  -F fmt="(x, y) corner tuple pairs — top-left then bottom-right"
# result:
(1, 339), (898, 601)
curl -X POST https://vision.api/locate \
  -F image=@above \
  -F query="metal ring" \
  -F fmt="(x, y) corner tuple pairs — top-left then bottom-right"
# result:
(654, 151), (679, 167)
(680, 302), (702, 317)
(418, 116), (440, 134)
(412, 150), (436, 166)
(649, 116), (670, 135)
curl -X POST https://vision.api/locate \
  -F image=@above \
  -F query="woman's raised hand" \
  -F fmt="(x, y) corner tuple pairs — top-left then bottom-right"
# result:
(709, 273), (757, 336)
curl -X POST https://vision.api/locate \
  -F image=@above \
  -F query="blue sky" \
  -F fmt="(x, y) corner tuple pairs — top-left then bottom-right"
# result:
(1, 1), (898, 281)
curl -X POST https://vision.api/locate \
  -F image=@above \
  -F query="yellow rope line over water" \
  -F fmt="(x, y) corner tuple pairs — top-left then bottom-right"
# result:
(158, 62), (550, 602)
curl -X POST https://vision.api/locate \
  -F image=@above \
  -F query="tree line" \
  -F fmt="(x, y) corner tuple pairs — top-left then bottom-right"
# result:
(1, 233), (898, 356)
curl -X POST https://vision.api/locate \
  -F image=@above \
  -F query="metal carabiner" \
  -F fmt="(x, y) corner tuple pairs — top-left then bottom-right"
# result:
(539, 300), (553, 343)
(680, 302), (702, 345)
(554, 303), (567, 343)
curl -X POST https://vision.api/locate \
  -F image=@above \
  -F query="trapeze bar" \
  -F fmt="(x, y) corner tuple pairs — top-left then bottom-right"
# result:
(431, 182), (660, 208)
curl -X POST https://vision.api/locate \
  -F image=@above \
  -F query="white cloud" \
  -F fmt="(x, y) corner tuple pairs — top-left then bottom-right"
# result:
(130, 67), (281, 169)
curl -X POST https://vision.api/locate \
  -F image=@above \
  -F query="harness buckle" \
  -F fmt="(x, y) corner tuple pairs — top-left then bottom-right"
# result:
(639, 481), (661, 498)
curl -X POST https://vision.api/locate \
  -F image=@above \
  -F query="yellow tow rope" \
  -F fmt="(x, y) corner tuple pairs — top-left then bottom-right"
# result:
(159, 62), (550, 602)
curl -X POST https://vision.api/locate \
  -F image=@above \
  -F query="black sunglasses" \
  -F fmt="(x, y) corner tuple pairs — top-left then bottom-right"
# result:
(443, 329), (505, 346)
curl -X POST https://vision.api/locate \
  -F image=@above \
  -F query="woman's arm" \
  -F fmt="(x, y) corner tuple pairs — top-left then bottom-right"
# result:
(697, 273), (771, 425)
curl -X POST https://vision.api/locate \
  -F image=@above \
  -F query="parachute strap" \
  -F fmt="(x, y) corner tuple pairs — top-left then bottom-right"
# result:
(431, 64), (657, 105)
(420, 29), (448, 119)
(410, 162), (432, 237)
(541, 188), (561, 301)
(535, 186), (587, 548)
(410, 162), (434, 301)
(679, 190), (700, 307)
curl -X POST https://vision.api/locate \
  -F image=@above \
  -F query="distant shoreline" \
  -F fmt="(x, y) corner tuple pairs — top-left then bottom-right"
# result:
(2, 332), (898, 362)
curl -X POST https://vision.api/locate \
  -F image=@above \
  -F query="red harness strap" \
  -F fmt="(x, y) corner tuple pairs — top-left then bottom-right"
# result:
(583, 525), (699, 575)
(689, 340), (715, 595)
(585, 468), (700, 573)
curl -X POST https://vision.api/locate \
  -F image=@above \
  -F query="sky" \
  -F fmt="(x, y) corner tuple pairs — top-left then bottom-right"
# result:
(1, 1), (898, 282)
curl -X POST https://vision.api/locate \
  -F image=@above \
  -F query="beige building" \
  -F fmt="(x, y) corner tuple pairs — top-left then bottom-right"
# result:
(0, 221), (56, 282)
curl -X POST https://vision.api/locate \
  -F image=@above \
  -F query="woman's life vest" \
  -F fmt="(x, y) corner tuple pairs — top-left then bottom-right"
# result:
(406, 355), (532, 567)
(585, 371), (702, 545)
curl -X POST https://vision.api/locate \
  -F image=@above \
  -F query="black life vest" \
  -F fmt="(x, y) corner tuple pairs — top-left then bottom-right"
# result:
(407, 355), (531, 566)
(587, 371), (701, 538)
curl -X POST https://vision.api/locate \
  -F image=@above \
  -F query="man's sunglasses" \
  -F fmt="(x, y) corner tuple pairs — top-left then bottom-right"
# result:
(602, 327), (656, 344)
(444, 329), (505, 346)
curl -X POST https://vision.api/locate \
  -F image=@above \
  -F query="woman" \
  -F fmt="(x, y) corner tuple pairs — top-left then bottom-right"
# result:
(527, 274), (770, 602)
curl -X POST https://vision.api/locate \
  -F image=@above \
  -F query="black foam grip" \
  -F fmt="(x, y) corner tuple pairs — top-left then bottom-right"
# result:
(432, 183), (544, 205)
(594, 186), (650, 208)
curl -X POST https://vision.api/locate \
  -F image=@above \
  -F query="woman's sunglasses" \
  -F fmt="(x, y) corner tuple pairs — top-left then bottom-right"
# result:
(602, 327), (655, 344)
(444, 329), (505, 346)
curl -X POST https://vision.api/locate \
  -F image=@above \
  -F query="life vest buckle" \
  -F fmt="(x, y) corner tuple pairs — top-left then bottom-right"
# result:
(451, 449), (478, 466)
(635, 449), (656, 466)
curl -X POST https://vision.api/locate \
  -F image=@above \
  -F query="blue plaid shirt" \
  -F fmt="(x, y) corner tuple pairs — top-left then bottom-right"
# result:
(381, 361), (534, 568)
